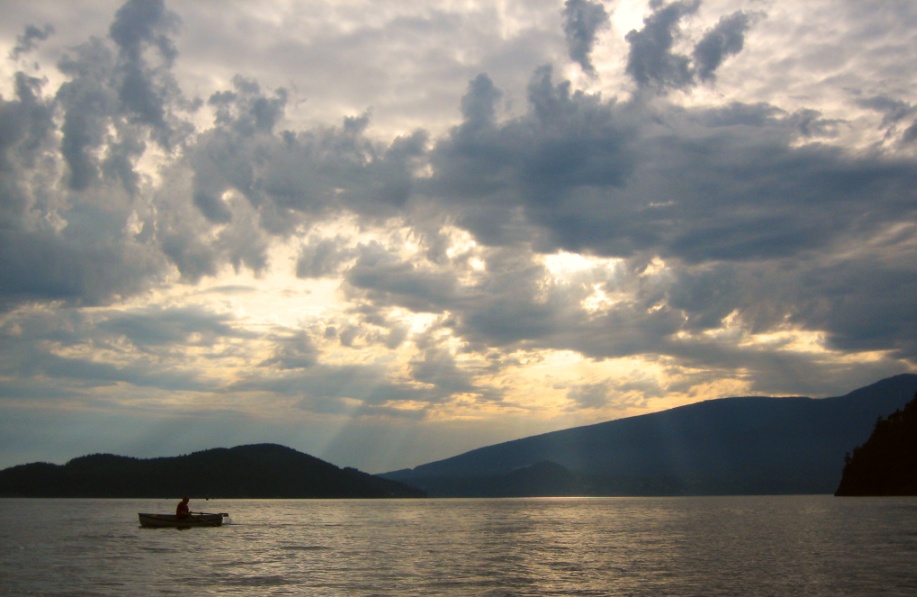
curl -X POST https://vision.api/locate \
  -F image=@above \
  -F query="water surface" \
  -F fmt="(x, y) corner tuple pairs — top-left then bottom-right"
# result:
(1, 496), (915, 595)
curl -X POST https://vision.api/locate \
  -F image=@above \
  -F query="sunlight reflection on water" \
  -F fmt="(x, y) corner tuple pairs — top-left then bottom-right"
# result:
(0, 496), (915, 595)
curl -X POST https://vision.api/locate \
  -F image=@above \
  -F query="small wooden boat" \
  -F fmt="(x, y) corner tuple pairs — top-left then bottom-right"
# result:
(138, 512), (228, 528)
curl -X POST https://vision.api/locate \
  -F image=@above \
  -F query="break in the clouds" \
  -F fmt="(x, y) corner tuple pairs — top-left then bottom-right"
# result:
(0, 0), (915, 472)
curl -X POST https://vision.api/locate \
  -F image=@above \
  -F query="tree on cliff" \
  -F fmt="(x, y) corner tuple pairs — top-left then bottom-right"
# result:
(835, 391), (917, 496)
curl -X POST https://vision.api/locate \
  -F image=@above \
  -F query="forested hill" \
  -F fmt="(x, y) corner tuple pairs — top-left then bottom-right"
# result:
(835, 391), (917, 496)
(0, 443), (424, 498)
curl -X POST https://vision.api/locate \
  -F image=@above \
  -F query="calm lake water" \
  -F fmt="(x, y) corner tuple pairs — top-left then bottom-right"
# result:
(1, 496), (915, 596)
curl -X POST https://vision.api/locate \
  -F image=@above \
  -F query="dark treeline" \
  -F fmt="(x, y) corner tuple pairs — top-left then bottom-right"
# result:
(0, 444), (424, 498)
(835, 392), (917, 496)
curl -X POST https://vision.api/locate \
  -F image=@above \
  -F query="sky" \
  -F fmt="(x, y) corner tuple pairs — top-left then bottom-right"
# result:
(0, 0), (915, 473)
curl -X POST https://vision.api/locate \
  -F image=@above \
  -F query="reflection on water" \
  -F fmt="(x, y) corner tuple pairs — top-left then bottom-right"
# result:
(0, 496), (916, 595)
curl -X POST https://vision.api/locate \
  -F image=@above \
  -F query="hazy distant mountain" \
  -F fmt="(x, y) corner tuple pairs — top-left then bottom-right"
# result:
(0, 443), (424, 498)
(835, 390), (917, 496)
(383, 375), (917, 496)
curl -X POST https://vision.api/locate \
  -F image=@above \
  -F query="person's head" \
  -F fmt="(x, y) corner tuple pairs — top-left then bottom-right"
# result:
(182, 497), (189, 503)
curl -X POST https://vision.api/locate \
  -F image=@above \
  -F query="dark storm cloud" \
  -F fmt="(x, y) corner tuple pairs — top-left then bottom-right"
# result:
(328, 303), (415, 352)
(406, 66), (916, 370)
(151, 78), (299, 280)
(345, 242), (460, 313)
(634, 127), (917, 263)
(307, 48), (916, 375)
(252, 347), (504, 410)
(461, 73), (502, 127)
(0, 8), (215, 308)
(430, 69), (917, 264)
(410, 347), (479, 396)
(97, 306), (254, 351)
(857, 95), (917, 144)
(109, 0), (179, 65)
(625, 0), (700, 91)
(56, 39), (119, 191)
(31, 2), (189, 207)
(427, 68), (636, 248)
(791, 259), (917, 361)
(209, 76), (287, 137)
(523, 65), (635, 190)
(904, 122), (917, 144)
(0, 72), (53, 178)
(693, 11), (754, 82)
(0, 0), (915, 475)
(262, 331), (320, 370)
(157, 228), (220, 283)
(0, 307), (222, 393)
(562, 0), (611, 75)
(623, 1), (756, 91)
(0, 59), (165, 309)
(108, 0), (181, 144)
(0, 0), (914, 419)
(296, 236), (357, 278)
(567, 381), (611, 409)
(188, 80), (269, 223)
(21, 351), (207, 392)
(231, 363), (449, 408)
(185, 80), (427, 244)
(337, 241), (577, 352)
(450, 247), (572, 348)
(9, 23), (54, 60)
(52, 0), (184, 193)
(663, 224), (910, 371)
(0, 224), (160, 309)
(567, 379), (660, 411)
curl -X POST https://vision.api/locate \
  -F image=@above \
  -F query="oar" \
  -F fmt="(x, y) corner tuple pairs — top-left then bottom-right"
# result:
(189, 511), (231, 525)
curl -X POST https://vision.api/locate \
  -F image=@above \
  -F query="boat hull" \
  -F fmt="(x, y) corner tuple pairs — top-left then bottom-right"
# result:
(138, 513), (225, 528)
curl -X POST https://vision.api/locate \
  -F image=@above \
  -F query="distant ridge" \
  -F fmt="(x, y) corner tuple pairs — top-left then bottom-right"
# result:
(382, 374), (917, 496)
(0, 443), (424, 498)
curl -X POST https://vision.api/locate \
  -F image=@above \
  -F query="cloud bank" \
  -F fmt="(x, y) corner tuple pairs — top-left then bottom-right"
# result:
(0, 0), (915, 471)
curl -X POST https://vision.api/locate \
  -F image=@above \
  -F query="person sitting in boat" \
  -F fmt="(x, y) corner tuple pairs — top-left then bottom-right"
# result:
(176, 497), (191, 519)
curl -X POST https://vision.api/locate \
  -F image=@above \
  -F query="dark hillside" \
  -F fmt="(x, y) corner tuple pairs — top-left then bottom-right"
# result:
(0, 443), (424, 498)
(835, 391), (917, 496)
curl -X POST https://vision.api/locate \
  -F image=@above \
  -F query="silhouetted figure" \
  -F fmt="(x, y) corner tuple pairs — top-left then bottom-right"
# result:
(176, 496), (190, 518)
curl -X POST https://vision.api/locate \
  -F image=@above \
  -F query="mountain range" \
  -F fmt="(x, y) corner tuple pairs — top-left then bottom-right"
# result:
(2, 375), (914, 498)
(382, 374), (917, 496)
(0, 443), (423, 498)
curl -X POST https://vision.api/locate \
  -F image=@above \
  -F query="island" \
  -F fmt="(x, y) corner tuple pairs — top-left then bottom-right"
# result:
(0, 443), (425, 498)
(835, 391), (917, 496)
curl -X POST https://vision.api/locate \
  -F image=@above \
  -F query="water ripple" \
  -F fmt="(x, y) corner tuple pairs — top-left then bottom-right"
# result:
(1, 496), (916, 595)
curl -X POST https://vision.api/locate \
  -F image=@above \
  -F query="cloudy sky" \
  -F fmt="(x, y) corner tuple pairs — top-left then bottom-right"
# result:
(1, 0), (915, 473)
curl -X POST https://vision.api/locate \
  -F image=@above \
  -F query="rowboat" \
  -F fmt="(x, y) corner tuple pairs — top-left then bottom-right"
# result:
(138, 512), (228, 528)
